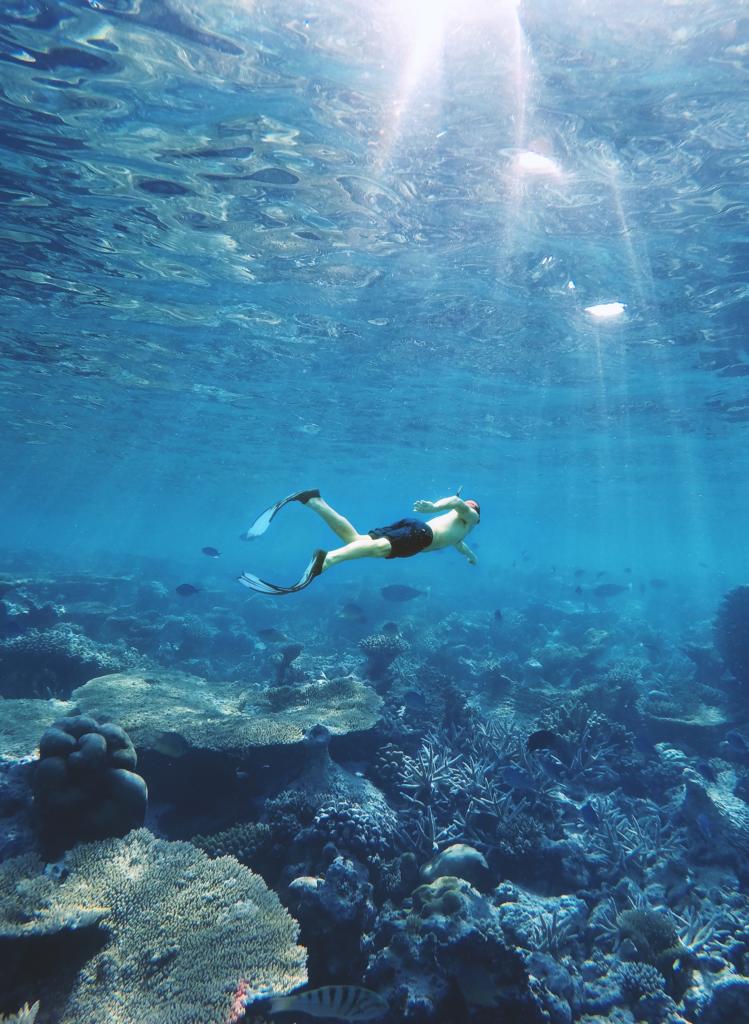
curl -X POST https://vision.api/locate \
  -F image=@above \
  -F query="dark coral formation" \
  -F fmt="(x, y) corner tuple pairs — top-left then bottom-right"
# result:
(0, 625), (135, 699)
(715, 585), (749, 686)
(32, 714), (147, 857)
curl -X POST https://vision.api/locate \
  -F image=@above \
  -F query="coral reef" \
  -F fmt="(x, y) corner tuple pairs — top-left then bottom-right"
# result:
(0, 1004), (39, 1024)
(359, 632), (411, 679)
(0, 829), (307, 1023)
(366, 876), (555, 1021)
(191, 821), (273, 871)
(0, 626), (135, 699)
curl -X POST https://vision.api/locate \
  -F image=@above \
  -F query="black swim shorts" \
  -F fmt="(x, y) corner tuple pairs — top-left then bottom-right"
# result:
(368, 518), (434, 559)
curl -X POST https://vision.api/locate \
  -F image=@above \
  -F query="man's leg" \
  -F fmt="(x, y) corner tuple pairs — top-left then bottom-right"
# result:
(306, 496), (361, 543)
(322, 535), (391, 571)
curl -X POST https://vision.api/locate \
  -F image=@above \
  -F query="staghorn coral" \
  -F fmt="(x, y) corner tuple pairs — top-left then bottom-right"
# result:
(0, 1004), (39, 1024)
(0, 829), (307, 1024)
(71, 670), (381, 756)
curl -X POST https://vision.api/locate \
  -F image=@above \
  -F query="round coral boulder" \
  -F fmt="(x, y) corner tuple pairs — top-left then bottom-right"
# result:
(32, 713), (147, 857)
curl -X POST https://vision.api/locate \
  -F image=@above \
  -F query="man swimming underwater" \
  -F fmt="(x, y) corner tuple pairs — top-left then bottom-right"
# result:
(237, 489), (480, 595)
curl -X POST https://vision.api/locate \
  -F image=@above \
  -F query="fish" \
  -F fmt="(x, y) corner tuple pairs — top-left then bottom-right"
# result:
(573, 569), (586, 578)
(280, 642), (303, 665)
(338, 601), (367, 621)
(493, 609), (503, 622)
(175, 583), (200, 596)
(724, 730), (749, 754)
(201, 546), (221, 557)
(380, 584), (426, 602)
(268, 985), (388, 1020)
(593, 583), (628, 598)
(650, 578), (669, 589)
(403, 689), (426, 711)
(526, 728), (561, 753)
(256, 628), (289, 643)
(579, 801), (599, 826)
(381, 621), (400, 635)
(574, 585), (584, 595)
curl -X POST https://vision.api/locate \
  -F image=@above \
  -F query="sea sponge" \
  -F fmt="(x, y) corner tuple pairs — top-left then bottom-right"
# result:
(715, 585), (749, 685)
(0, 829), (307, 1024)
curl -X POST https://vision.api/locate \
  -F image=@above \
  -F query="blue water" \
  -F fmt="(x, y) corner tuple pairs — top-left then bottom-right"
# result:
(4, 6), (749, 1021)
(0, 0), (747, 607)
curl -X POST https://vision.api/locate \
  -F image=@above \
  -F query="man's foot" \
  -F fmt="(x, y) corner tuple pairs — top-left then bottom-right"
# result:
(309, 549), (327, 578)
(293, 489), (321, 505)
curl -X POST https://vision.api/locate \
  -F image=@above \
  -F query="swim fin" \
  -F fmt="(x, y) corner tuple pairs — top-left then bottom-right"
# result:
(240, 489), (320, 541)
(237, 550), (326, 596)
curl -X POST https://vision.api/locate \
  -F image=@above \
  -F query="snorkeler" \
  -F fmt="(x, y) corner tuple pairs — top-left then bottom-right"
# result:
(237, 489), (480, 595)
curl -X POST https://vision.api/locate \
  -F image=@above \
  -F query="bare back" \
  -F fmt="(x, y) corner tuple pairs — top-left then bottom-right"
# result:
(424, 509), (476, 551)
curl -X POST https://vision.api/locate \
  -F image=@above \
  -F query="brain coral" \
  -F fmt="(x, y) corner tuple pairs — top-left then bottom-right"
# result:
(0, 829), (307, 1024)
(71, 670), (382, 755)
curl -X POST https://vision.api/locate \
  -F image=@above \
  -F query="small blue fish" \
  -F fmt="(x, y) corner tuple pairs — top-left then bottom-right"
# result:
(175, 583), (200, 596)
(201, 546), (221, 557)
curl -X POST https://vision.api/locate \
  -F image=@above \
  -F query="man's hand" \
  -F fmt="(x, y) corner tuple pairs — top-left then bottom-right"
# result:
(467, 552), (478, 565)
(413, 499), (437, 514)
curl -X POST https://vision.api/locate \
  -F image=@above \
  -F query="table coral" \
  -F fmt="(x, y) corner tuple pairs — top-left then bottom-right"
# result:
(0, 829), (307, 1024)
(71, 670), (382, 755)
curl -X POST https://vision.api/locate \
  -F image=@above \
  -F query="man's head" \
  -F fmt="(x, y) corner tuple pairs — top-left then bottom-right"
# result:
(465, 499), (480, 522)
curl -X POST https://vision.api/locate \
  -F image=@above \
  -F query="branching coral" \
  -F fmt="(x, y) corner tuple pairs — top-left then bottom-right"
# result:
(0, 1004), (39, 1024)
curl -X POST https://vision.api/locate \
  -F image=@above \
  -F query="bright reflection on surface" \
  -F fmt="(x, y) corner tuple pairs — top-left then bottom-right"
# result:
(585, 301), (626, 319)
(377, 0), (523, 169)
(515, 149), (562, 176)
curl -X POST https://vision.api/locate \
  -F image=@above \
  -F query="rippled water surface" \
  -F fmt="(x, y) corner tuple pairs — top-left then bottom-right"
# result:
(0, 0), (747, 568)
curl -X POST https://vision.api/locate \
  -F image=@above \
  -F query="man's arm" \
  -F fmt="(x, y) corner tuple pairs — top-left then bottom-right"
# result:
(413, 495), (479, 523)
(455, 540), (478, 565)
